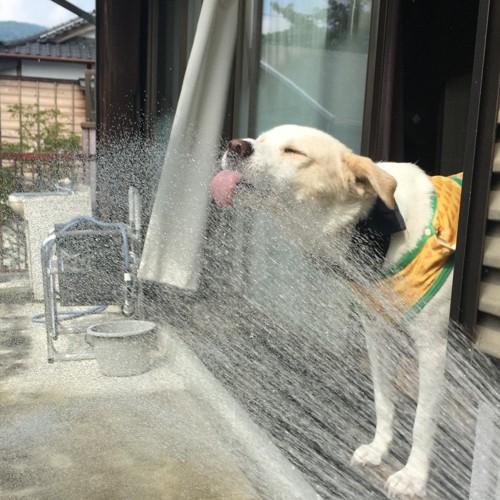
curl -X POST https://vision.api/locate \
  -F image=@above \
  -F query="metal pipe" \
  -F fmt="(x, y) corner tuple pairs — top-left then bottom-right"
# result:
(41, 234), (96, 363)
(128, 186), (141, 241)
(49, 0), (96, 24)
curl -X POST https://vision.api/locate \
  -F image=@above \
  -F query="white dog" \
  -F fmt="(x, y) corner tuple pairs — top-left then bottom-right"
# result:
(210, 124), (462, 499)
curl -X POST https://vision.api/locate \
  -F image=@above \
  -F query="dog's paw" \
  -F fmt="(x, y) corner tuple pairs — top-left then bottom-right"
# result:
(351, 443), (387, 467)
(385, 466), (426, 499)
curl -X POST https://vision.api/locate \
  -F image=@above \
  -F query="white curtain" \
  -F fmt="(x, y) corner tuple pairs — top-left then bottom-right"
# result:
(138, 0), (240, 290)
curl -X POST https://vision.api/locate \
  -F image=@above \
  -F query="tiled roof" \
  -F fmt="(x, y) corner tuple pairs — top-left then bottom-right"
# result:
(3, 37), (95, 61)
(38, 16), (91, 42)
(0, 13), (95, 62)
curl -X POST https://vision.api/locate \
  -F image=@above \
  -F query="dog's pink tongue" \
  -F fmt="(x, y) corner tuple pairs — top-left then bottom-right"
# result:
(211, 170), (242, 207)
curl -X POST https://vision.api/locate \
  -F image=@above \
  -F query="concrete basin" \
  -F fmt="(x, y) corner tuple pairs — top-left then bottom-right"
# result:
(8, 191), (71, 217)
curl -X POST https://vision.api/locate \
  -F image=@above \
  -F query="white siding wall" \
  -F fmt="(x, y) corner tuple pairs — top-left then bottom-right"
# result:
(21, 60), (88, 81)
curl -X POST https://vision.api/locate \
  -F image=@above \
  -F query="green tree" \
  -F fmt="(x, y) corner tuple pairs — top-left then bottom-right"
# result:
(0, 166), (14, 225)
(0, 104), (81, 224)
(2, 104), (80, 153)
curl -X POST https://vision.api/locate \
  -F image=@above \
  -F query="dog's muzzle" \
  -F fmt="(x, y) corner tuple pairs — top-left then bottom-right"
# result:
(211, 138), (256, 208)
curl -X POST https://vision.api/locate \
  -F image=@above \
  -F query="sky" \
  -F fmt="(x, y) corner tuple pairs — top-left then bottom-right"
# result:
(263, 0), (334, 16)
(0, 0), (95, 28)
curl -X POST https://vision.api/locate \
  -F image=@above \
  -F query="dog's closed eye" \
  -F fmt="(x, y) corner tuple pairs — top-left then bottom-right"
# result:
(283, 146), (306, 156)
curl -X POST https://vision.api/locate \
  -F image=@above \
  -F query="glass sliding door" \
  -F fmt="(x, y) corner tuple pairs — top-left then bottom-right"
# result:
(256, 0), (372, 151)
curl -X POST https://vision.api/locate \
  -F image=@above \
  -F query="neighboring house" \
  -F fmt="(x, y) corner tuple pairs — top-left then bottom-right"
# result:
(0, 14), (96, 150)
(0, 15), (96, 274)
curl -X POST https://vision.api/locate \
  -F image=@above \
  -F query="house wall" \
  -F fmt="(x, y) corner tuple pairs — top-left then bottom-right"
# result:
(0, 77), (87, 145)
(0, 57), (92, 81)
(21, 60), (89, 81)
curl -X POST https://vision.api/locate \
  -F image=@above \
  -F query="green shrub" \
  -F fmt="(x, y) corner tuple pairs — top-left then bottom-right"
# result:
(0, 104), (81, 224)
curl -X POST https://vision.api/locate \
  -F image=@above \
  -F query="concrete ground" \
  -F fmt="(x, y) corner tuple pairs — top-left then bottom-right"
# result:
(3, 272), (498, 499)
(0, 277), (262, 500)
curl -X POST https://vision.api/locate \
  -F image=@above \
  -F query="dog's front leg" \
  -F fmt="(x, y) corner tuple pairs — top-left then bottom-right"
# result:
(351, 331), (395, 467)
(385, 334), (447, 499)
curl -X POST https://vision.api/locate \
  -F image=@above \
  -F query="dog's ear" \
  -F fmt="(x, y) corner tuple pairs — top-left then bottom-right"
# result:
(344, 153), (397, 209)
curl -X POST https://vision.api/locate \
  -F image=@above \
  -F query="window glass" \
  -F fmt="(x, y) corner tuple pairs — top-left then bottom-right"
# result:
(256, 0), (372, 151)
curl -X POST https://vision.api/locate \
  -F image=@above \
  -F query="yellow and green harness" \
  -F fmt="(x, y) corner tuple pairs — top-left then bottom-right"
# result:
(380, 173), (463, 318)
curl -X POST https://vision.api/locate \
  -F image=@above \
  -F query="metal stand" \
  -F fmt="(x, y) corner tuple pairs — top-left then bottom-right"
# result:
(40, 187), (141, 363)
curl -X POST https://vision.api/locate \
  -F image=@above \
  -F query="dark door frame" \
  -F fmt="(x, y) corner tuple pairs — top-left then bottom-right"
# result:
(361, 0), (399, 161)
(451, 0), (500, 335)
(362, 0), (500, 340)
(95, 0), (148, 221)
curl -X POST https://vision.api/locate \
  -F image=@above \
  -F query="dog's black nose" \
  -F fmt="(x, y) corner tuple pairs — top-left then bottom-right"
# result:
(227, 139), (253, 158)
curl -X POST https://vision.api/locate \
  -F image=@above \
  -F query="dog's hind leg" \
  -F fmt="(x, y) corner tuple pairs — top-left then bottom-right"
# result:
(385, 336), (446, 498)
(351, 327), (396, 467)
